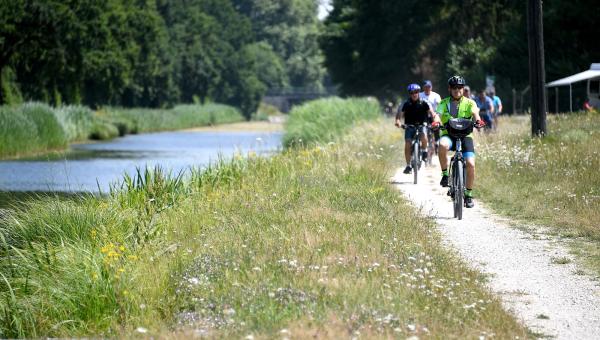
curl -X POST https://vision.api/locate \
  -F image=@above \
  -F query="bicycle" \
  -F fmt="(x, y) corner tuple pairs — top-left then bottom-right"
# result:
(445, 118), (474, 220)
(426, 125), (437, 166)
(402, 123), (428, 184)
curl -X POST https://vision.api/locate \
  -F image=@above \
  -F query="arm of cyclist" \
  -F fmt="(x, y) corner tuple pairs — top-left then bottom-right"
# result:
(395, 102), (407, 128)
(471, 104), (485, 128)
(395, 109), (403, 128)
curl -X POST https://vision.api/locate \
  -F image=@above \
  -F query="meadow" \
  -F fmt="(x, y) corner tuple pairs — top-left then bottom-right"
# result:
(477, 111), (600, 274)
(0, 98), (528, 338)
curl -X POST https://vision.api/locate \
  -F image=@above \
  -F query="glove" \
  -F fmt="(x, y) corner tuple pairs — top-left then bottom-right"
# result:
(474, 119), (485, 128)
(431, 121), (441, 130)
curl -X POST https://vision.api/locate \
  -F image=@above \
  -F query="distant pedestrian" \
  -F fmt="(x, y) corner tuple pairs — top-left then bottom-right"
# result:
(489, 90), (503, 130)
(475, 90), (494, 131)
(420, 80), (442, 147)
(463, 86), (475, 100)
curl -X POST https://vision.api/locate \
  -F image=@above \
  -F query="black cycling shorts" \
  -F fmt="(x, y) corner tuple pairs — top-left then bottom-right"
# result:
(440, 135), (475, 158)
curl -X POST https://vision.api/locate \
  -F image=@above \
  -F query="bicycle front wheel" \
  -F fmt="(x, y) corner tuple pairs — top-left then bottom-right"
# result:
(454, 160), (464, 220)
(413, 142), (419, 184)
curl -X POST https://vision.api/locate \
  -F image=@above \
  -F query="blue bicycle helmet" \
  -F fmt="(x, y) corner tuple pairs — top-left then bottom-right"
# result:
(407, 83), (421, 92)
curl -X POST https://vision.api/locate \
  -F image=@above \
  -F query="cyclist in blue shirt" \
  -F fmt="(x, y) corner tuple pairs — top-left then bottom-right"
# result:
(489, 90), (502, 130)
(475, 90), (494, 130)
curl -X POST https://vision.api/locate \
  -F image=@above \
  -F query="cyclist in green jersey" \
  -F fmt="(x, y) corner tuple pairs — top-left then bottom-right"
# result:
(431, 76), (485, 208)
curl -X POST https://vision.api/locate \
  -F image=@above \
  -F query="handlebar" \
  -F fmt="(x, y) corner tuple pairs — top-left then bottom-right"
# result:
(401, 122), (431, 130)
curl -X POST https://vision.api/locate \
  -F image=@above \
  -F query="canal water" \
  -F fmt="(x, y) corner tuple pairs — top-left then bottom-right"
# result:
(0, 130), (282, 193)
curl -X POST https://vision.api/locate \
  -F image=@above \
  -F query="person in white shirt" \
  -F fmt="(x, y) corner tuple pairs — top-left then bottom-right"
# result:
(419, 80), (442, 156)
(419, 80), (441, 111)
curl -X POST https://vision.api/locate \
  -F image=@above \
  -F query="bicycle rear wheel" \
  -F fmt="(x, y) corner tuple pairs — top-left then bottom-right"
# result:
(454, 160), (464, 220)
(412, 142), (419, 184)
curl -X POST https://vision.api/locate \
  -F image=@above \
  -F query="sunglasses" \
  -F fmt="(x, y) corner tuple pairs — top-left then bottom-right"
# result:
(451, 86), (464, 90)
(409, 91), (420, 95)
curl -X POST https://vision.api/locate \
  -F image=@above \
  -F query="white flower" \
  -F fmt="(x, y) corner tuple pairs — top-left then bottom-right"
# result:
(136, 327), (148, 333)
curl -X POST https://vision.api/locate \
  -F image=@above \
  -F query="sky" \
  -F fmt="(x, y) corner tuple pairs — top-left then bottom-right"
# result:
(318, 0), (332, 20)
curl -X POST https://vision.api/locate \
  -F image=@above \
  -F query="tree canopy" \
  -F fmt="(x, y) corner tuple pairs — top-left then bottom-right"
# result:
(0, 0), (325, 118)
(320, 0), (600, 107)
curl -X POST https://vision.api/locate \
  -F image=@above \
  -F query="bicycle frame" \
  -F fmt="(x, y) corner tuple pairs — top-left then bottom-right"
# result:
(404, 124), (427, 184)
(448, 138), (466, 220)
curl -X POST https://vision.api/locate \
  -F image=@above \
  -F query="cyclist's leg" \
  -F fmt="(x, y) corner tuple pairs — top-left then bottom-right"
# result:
(419, 126), (428, 149)
(419, 126), (428, 160)
(403, 127), (416, 173)
(404, 140), (412, 164)
(438, 136), (452, 170)
(463, 137), (476, 188)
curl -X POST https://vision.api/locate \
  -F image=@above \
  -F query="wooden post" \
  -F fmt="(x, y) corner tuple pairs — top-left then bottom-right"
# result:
(527, 0), (547, 136)
(569, 84), (573, 112)
(555, 87), (558, 113)
(512, 88), (517, 115)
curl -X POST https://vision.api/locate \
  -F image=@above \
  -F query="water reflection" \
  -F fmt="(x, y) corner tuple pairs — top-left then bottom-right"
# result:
(0, 130), (282, 193)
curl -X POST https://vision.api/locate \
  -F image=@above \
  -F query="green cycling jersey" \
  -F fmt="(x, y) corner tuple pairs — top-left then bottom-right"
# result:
(436, 96), (478, 137)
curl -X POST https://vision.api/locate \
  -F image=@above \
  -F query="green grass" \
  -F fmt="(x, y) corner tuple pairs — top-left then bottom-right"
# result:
(0, 99), (528, 338)
(0, 103), (244, 159)
(283, 97), (381, 147)
(0, 103), (68, 158)
(477, 112), (600, 275)
(99, 103), (244, 135)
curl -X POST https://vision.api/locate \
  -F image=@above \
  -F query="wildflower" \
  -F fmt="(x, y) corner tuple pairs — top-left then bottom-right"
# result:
(136, 327), (148, 334)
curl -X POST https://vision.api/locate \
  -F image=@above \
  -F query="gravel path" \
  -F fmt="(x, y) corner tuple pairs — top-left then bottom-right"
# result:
(391, 161), (600, 339)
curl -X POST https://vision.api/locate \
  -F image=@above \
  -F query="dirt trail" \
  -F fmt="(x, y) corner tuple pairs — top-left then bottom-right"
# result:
(392, 160), (600, 339)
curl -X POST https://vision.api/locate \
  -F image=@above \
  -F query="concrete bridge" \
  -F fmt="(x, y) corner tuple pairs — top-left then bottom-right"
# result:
(262, 87), (338, 112)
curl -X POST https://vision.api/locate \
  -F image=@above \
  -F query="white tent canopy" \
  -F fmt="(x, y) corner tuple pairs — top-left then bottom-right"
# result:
(546, 64), (600, 87)
(545, 63), (600, 112)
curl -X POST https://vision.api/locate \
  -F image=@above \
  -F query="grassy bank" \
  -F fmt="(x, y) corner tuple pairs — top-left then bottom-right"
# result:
(283, 97), (380, 147)
(477, 112), (600, 274)
(0, 103), (244, 159)
(0, 99), (528, 338)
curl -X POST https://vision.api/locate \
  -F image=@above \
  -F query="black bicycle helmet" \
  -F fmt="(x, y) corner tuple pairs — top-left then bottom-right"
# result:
(448, 75), (466, 86)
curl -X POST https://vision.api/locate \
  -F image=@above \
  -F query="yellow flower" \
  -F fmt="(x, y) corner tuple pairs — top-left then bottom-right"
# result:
(92, 272), (98, 280)
(119, 245), (126, 252)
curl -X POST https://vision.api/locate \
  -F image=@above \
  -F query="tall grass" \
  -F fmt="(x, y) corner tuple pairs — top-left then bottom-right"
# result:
(0, 103), (68, 158)
(102, 103), (244, 135)
(283, 97), (380, 147)
(0, 103), (244, 159)
(0, 99), (528, 338)
(477, 112), (600, 274)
